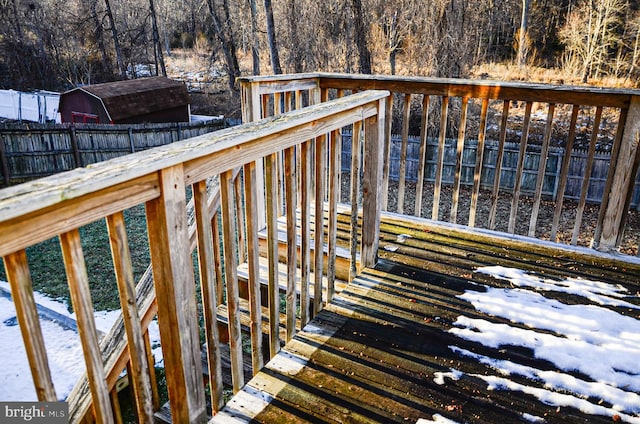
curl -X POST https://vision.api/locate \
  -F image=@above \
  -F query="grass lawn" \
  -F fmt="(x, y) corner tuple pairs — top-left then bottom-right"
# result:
(0, 204), (151, 312)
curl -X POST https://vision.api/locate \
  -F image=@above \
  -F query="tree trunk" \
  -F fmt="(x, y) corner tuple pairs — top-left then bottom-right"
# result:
(388, 10), (399, 75)
(264, 0), (282, 74)
(517, 0), (531, 66)
(149, 0), (167, 77)
(90, 0), (111, 76)
(249, 0), (261, 75)
(104, 0), (127, 79)
(351, 0), (372, 74)
(207, 0), (241, 90)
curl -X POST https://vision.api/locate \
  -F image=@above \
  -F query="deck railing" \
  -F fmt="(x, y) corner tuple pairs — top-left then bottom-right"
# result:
(0, 90), (387, 422)
(239, 73), (640, 255)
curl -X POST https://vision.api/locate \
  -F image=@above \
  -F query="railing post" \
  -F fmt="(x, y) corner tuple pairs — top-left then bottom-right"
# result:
(145, 164), (206, 423)
(241, 81), (267, 229)
(598, 95), (640, 252)
(361, 97), (387, 268)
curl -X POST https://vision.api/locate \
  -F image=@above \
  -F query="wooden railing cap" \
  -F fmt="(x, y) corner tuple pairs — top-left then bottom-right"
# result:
(0, 89), (389, 226)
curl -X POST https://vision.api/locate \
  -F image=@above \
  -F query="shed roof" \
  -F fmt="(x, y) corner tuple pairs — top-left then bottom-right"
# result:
(62, 77), (190, 122)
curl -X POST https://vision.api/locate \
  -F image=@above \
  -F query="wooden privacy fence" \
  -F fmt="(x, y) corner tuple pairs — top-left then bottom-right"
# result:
(0, 119), (225, 186)
(0, 90), (387, 422)
(340, 133), (640, 209)
(240, 73), (640, 254)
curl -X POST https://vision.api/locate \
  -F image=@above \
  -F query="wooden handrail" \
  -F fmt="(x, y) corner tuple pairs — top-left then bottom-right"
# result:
(239, 73), (640, 255)
(1, 89), (389, 423)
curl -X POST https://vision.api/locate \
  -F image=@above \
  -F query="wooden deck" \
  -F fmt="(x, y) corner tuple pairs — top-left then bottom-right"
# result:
(212, 211), (640, 424)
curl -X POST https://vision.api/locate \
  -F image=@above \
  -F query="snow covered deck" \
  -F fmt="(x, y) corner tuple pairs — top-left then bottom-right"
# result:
(214, 212), (640, 424)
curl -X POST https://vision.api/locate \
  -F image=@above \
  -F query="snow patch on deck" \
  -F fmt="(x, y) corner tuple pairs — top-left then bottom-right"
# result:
(445, 266), (640, 422)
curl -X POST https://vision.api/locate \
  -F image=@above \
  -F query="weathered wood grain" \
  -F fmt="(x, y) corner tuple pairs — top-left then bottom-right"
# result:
(361, 102), (385, 268)
(469, 98), (488, 227)
(432, 96), (449, 220)
(106, 212), (154, 422)
(528, 103), (555, 237)
(220, 170), (245, 394)
(145, 165), (206, 423)
(193, 180), (224, 412)
(3, 250), (57, 401)
(415, 95), (430, 217)
(265, 153), (281, 359)
(598, 96), (640, 250)
(397, 94), (411, 214)
(60, 229), (114, 424)
(242, 161), (265, 377)
(451, 97), (469, 223)
(508, 101), (533, 234)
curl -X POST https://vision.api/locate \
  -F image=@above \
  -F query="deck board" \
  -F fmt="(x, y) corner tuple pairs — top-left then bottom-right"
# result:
(210, 209), (640, 423)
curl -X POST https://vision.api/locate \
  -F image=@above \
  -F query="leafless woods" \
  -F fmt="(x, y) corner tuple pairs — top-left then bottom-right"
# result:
(2, 0), (640, 91)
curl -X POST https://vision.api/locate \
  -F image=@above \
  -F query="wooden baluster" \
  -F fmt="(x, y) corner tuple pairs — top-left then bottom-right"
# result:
(451, 97), (469, 223)
(349, 122), (362, 281)
(550, 105), (579, 241)
(110, 385), (124, 424)
(432, 96), (449, 221)
(60, 229), (114, 424)
(211, 211), (224, 306)
(335, 89), (346, 195)
(314, 134), (327, 314)
(285, 91), (293, 112)
(572, 107), (603, 245)
(594, 108), (627, 248)
(529, 103), (555, 237)
(265, 153), (281, 357)
(415, 95), (430, 217)
(220, 170), (244, 394)
(300, 141), (312, 327)
(146, 165), (206, 423)
(261, 94), (269, 119)
(598, 96), (640, 251)
(284, 146), (297, 342)
(233, 173), (246, 264)
(327, 130), (342, 302)
(361, 100), (386, 268)
(243, 161), (265, 374)
(143, 331), (160, 410)
(489, 100), (510, 230)
(3, 250), (57, 401)
(274, 92), (285, 217)
(617, 136), (640, 248)
(469, 98), (489, 227)
(192, 180), (224, 411)
(508, 101), (533, 234)
(295, 90), (303, 110)
(106, 211), (154, 422)
(327, 128), (341, 303)
(397, 94), (412, 214)
(381, 95), (394, 212)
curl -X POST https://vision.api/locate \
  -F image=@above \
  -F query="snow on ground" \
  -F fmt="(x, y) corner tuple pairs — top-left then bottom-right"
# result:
(0, 281), (161, 402)
(443, 266), (640, 423)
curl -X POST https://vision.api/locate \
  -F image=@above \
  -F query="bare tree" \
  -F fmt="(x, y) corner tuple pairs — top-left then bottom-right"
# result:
(350, 0), (372, 74)
(207, 0), (241, 89)
(560, 0), (625, 82)
(149, 0), (167, 76)
(104, 0), (127, 79)
(264, 0), (282, 74)
(516, 0), (532, 66)
(249, 0), (261, 75)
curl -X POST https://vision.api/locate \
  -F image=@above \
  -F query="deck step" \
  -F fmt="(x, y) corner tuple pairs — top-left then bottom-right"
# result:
(253, 203), (360, 283)
(237, 255), (348, 313)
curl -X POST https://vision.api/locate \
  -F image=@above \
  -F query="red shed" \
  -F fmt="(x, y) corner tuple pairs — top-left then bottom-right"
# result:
(58, 77), (191, 124)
